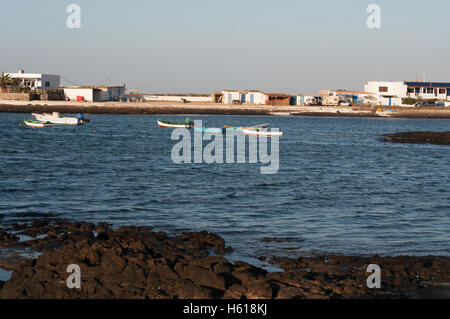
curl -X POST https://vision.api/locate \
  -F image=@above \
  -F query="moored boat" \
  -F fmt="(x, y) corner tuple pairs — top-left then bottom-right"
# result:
(157, 119), (193, 128)
(32, 112), (85, 125)
(242, 129), (283, 137)
(24, 120), (53, 128)
(193, 127), (224, 133)
(376, 108), (398, 118)
(224, 124), (269, 131)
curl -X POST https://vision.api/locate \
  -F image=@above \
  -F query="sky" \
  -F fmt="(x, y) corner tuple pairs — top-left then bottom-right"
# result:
(1, 0), (450, 94)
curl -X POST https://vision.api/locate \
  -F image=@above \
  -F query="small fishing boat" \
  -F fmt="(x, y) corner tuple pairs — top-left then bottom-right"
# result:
(32, 112), (86, 125)
(376, 108), (398, 118)
(157, 119), (193, 128)
(193, 127), (224, 133)
(242, 129), (283, 137)
(24, 120), (53, 128)
(224, 124), (269, 131)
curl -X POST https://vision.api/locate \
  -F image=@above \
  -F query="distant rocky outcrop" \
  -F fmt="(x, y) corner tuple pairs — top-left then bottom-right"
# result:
(383, 132), (450, 145)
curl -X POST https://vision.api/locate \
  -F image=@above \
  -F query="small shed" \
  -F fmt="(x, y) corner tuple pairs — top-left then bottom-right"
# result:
(221, 90), (241, 104)
(241, 90), (267, 105)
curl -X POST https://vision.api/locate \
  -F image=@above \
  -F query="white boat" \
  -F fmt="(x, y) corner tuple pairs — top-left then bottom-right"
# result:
(376, 108), (398, 118)
(157, 119), (193, 128)
(24, 120), (53, 128)
(242, 129), (283, 137)
(32, 112), (84, 125)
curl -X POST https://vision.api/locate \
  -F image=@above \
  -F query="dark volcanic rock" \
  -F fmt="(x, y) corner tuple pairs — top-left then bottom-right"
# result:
(0, 231), (19, 245)
(0, 220), (449, 299)
(383, 132), (450, 145)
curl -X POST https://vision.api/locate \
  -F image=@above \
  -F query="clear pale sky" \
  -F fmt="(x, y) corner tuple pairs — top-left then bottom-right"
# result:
(1, 0), (449, 94)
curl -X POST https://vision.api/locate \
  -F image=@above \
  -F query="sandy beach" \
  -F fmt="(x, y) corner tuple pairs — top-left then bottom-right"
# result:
(2, 100), (450, 118)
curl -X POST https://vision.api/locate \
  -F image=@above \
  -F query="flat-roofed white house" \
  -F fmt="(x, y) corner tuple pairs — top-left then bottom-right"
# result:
(364, 80), (450, 105)
(63, 85), (126, 102)
(403, 81), (450, 100)
(364, 81), (408, 99)
(5, 70), (60, 90)
(221, 90), (241, 104)
(241, 90), (267, 105)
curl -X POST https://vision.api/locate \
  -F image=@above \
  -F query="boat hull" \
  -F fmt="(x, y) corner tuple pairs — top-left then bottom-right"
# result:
(24, 120), (52, 128)
(194, 127), (224, 133)
(224, 124), (269, 130)
(242, 129), (283, 137)
(157, 120), (192, 128)
(32, 113), (80, 125)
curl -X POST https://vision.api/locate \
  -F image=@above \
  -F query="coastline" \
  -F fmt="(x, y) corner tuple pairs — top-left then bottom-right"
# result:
(0, 219), (449, 299)
(2, 100), (450, 118)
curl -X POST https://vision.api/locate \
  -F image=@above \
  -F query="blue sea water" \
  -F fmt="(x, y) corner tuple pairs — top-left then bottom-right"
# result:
(0, 113), (449, 260)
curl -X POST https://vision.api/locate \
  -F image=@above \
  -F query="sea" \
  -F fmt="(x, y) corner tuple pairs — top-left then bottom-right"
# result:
(0, 113), (449, 265)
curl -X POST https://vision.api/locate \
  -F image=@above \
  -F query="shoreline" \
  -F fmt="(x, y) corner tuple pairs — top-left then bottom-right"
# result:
(2, 100), (450, 118)
(1, 219), (449, 299)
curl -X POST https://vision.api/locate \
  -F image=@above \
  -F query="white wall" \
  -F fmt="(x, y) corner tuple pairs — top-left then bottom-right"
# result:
(378, 97), (403, 106)
(242, 92), (266, 105)
(407, 88), (449, 100)
(143, 95), (212, 102)
(364, 81), (407, 98)
(40, 74), (60, 89)
(6, 73), (60, 89)
(63, 88), (94, 102)
(222, 91), (241, 104)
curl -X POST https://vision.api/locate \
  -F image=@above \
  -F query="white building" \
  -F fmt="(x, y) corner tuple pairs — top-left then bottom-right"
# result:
(364, 81), (408, 99)
(64, 85), (126, 102)
(403, 81), (450, 100)
(5, 70), (60, 90)
(221, 90), (241, 104)
(364, 80), (450, 105)
(241, 90), (267, 105)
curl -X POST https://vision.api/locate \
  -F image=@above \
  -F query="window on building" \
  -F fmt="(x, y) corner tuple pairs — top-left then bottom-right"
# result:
(407, 88), (414, 93)
(439, 89), (445, 94)
(415, 88), (421, 94)
(379, 86), (388, 93)
(427, 88), (434, 94)
(45, 81), (50, 88)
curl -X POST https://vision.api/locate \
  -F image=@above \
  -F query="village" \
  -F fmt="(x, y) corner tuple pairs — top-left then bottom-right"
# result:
(1, 69), (450, 110)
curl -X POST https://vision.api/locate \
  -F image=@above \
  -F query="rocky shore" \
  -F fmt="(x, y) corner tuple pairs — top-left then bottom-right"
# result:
(0, 219), (449, 299)
(383, 132), (450, 145)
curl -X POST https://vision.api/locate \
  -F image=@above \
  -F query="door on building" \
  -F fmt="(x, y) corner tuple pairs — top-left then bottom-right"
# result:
(241, 94), (246, 103)
(250, 94), (254, 104)
(388, 97), (392, 106)
(290, 96), (297, 106)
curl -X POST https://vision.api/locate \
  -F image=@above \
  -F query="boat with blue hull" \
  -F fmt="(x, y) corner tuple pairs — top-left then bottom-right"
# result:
(193, 127), (225, 133)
